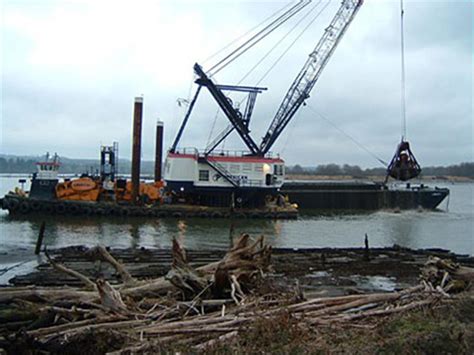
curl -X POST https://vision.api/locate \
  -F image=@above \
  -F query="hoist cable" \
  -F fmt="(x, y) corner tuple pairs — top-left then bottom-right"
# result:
(234, 0), (328, 109)
(201, 1), (295, 65)
(306, 104), (388, 167)
(400, 0), (407, 140)
(236, 0), (324, 86)
(209, 1), (308, 75)
(255, 0), (331, 86)
(206, 108), (221, 149)
(280, 109), (303, 155)
(208, 0), (311, 76)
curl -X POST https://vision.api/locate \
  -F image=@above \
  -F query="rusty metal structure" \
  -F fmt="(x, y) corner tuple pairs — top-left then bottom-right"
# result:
(154, 121), (164, 182)
(131, 97), (143, 204)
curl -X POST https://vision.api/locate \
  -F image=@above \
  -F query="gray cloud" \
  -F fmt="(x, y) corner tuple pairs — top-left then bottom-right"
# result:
(1, 0), (472, 168)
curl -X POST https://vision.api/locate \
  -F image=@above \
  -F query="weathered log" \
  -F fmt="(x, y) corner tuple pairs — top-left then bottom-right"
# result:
(166, 238), (210, 299)
(96, 279), (129, 314)
(422, 256), (474, 292)
(91, 246), (138, 287)
(40, 306), (103, 320)
(45, 251), (96, 290)
(120, 278), (174, 298)
(143, 327), (239, 335)
(115, 248), (271, 304)
(34, 222), (46, 255)
(137, 315), (247, 334)
(328, 298), (435, 322)
(165, 234), (272, 300)
(26, 316), (123, 338)
(211, 234), (272, 297)
(0, 287), (95, 304)
(305, 292), (406, 317)
(38, 319), (148, 343)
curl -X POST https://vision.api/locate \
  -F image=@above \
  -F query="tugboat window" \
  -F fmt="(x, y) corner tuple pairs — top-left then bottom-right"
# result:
(199, 170), (209, 181)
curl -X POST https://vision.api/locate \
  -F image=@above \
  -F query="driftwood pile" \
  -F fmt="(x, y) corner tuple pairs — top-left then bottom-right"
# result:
(0, 234), (473, 354)
(421, 256), (474, 295)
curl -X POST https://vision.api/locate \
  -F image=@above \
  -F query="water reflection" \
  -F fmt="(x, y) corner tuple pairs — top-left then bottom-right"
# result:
(384, 213), (418, 247)
(1, 180), (473, 255)
(129, 224), (140, 249)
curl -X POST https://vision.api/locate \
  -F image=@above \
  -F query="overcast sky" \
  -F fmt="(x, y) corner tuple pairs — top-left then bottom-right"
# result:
(1, 0), (472, 168)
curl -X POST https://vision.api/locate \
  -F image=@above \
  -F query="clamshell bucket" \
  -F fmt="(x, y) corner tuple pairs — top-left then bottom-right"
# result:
(386, 141), (421, 181)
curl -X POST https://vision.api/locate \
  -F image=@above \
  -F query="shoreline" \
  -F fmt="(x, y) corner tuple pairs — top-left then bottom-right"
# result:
(4, 244), (473, 293)
(1, 241), (473, 354)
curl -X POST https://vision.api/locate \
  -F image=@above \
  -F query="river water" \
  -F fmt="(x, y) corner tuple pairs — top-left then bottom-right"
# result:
(0, 175), (472, 282)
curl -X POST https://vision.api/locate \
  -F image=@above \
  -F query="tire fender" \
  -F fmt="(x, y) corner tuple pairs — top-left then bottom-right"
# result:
(19, 201), (30, 214)
(55, 203), (67, 214)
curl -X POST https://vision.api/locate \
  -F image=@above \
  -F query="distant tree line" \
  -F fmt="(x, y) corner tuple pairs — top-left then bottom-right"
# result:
(287, 162), (474, 179)
(420, 162), (474, 178)
(1, 156), (472, 179)
(0, 156), (155, 175)
(0, 157), (37, 173)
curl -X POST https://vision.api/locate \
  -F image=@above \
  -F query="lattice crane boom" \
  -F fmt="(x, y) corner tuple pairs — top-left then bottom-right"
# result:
(260, 0), (364, 154)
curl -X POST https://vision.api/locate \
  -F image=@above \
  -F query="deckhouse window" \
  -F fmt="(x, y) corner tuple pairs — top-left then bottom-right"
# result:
(199, 170), (209, 181)
(274, 164), (284, 176)
(242, 163), (252, 172)
(254, 164), (263, 172)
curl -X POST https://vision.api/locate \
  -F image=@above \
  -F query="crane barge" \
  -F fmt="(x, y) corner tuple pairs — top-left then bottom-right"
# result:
(165, 0), (366, 208)
(164, 0), (448, 211)
(1, 0), (449, 218)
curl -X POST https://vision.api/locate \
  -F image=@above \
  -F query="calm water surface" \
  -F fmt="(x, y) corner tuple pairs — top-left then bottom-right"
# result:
(0, 175), (472, 262)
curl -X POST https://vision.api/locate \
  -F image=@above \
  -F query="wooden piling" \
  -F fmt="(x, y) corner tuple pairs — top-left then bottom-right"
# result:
(154, 121), (164, 182)
(35, 222), (46, 255)
(364, 233), (370, 261)
(131, 97), (143, 204)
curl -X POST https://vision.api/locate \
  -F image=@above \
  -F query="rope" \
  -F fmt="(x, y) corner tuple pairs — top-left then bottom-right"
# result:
(280, 109), (303, 155)
(233, 0), (328, 109)
(255, 0), (331, 86)
(236, 0), (324, 86)
(201, 1), (295, 65)
(400, 0), (407, 140)
(306, 104), (388, 167)
(206, 108), (221, 149)
(208, 1), (310, 76)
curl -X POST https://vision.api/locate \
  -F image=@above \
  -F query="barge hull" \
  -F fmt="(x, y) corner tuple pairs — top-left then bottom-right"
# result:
(0, 195), (297, 219)
(281, 181), (449, 210)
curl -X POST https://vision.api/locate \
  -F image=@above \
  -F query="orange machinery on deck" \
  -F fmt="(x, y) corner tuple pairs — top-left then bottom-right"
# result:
(55, 177), (101, 201)
(55, 178), (164, 204)
(114, 180), (165, 203)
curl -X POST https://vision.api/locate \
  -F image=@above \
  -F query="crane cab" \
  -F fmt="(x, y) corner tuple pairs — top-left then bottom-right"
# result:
(164, 148), (285, 207)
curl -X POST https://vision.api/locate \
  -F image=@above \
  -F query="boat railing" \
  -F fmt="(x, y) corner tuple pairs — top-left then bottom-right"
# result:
(204, 149), (277, 159)
(171, 147), (200, 156)
(172, 147), (278, 159)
